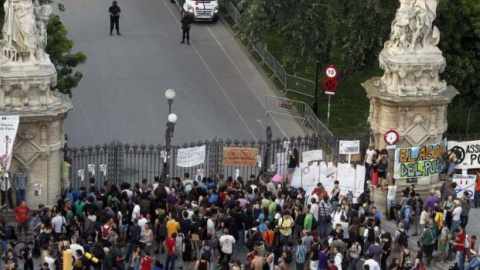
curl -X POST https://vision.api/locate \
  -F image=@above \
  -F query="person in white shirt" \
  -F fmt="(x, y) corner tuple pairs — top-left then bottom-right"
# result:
(333, 246), (343, 270)
(363, 253), (381, 270)
(386, 179), (397, 220)
(309, 198), (319, 222)
(364, 145), (375, 181)
(51, 212), (66, 236)
(131, 199), (141, 223)
(137, 212), (148, 232)
(219, 229), (236, 263)
(451, 200), (462, 236)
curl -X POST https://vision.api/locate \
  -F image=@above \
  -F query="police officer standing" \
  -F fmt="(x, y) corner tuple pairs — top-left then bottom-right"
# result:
(109, 1), (121, 36)
(180, 14), (191, 45)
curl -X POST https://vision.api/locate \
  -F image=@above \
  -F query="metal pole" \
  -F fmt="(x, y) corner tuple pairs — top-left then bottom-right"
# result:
(313, 60), (319, 116)
(168, 99), (173, 114)
(327, 95), (331, 127)
(163, 123), (172, 180)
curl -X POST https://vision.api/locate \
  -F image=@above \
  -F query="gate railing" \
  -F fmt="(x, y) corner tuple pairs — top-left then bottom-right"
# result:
(65, 133), (340, 189)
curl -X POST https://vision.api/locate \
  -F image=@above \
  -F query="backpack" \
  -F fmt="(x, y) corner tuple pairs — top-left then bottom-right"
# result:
(184, 182), (193, 194)
(398, 206), (405, 220)
(284, 246), (293, 264)
(200, 246), (212, 262)
(198, 217), (208, 240)
(263, 259), (270, 270)
(129, 224), (141, 242)
(397, 229), (408, 245)
(6, 226), (17, 240)
(367, 227), (375, 242)
(246, 229), (262, 250)
(403, 252), (413, 268)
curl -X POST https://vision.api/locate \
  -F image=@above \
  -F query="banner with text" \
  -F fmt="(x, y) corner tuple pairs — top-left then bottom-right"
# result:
(452, 174), (476, 199)
(0, 115), (19, 173)
(393, 140), (446, 179)
(339, 140), (360, 155)
(176, 145), (206, 167)
(448, 140), (480, 169)
(222, 147), (258, 167)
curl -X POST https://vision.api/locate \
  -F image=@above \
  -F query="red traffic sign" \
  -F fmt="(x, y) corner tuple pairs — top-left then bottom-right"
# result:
(323, 78), (338, 94)
(324, 65), (339, 79)
(384, 129), (399, 145)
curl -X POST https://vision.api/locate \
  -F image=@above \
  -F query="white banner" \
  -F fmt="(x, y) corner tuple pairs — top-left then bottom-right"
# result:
(452, 174), (476, 199)
(302, 150), (323, 163)
(176, 145), (206, 168)
(448, 140), (480, 169)
(0, 115), (20, 172)
(339, 140), (360, 155)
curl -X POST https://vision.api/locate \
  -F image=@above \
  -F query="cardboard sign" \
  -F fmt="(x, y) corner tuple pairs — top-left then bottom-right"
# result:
(339, 140), (360, 155)
(222, 147), (258, 167)
(302, 150), (323, 163)
(453, 174), (476, 199)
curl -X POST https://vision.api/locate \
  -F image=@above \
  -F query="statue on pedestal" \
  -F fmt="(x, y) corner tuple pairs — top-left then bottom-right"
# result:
(1, 0), (51, 64)
(385, 0), (440, 52)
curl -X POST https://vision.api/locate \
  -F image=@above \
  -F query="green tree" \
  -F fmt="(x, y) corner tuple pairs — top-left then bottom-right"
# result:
(46, 14), (86, 97)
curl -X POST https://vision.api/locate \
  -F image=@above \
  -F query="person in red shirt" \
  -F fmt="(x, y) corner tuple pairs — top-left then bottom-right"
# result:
(140, 252), (153, 270)
(164, 232), (176, 270)
(14, 201), (29, 236)
(453, 227), (466, 270)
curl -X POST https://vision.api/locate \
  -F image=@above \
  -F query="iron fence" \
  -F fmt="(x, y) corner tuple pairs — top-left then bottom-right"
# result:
(65, 132), (339, 189)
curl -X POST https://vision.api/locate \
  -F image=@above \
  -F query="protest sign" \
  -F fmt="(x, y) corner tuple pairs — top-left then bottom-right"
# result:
(393, 140), (446, 178)
(177, 145), (206, 167)
(448, 140), (480, 169)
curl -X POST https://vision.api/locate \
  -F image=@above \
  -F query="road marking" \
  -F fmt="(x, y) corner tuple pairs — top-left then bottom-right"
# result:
(205, 25), (289, 137)
(162, 0), (258, 140)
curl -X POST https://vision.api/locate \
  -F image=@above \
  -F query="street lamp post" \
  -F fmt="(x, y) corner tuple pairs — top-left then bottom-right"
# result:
(165, 88), (176, 114)
(163, 113), (177, 181)
(163, 88), (177, 182)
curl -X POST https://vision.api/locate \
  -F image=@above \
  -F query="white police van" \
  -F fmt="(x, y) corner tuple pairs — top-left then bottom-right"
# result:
(181, 0), (219, 22)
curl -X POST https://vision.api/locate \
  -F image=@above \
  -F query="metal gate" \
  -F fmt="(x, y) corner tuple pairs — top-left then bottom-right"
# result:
(65, 131), (345, 189)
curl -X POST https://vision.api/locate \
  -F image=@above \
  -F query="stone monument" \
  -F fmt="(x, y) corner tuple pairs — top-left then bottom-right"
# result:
(0, 0), (72, 207)
(363, 0), (458, 200)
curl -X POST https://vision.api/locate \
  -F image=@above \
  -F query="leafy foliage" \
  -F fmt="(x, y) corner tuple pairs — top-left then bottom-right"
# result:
(46, 14), (86, 97)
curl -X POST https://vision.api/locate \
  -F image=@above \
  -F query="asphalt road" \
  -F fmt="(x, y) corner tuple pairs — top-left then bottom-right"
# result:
(59, 0), (308, 147)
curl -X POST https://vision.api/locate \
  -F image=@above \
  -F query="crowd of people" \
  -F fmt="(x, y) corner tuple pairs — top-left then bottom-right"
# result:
(0, 169), (478, 270)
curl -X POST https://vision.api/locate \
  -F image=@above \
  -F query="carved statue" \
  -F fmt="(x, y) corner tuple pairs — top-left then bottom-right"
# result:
(385, 0), (440, 52)
(377, 0), (446, 96)
(0, 0), (51, 64)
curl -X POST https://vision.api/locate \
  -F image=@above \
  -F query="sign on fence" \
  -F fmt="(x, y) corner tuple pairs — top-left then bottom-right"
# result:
(177, 145), (206, 168)
(448, 140), (480, 169)
(302, 150), (323, 163)
(339, 140), (360, 155)
(393, 140), (446, 178)
(453, 174), (476, 199)
(222, 147), (258, 167)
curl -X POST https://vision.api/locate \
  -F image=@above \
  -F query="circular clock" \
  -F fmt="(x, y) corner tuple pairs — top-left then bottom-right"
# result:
(384, 129), (399, 145)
